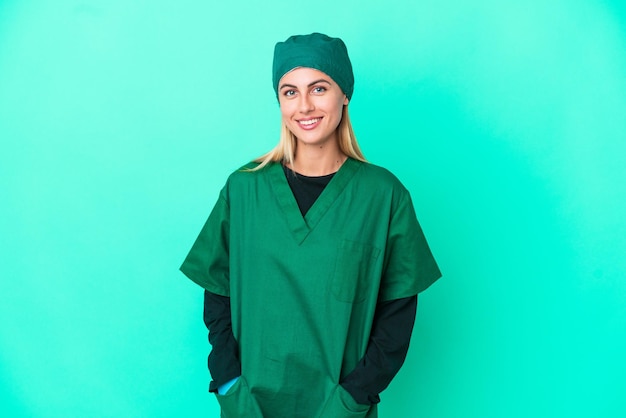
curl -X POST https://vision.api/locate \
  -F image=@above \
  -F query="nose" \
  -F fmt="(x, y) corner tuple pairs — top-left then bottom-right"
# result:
(298, 94), (314, 113)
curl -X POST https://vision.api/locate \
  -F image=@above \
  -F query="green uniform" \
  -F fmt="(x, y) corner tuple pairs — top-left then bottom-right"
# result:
(181, 158), (441, 418)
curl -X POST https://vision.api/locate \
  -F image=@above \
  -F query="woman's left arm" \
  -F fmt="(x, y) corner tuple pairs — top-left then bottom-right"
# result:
(339, 295), (418, 405)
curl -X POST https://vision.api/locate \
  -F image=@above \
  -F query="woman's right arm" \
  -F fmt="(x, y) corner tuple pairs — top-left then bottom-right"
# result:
(203, 290), (241, 393)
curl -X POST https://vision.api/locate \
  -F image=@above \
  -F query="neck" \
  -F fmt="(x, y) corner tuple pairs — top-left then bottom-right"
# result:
(290, 142), (347, 176)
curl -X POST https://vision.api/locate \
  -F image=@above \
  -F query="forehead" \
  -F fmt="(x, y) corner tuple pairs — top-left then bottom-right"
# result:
(279, 67), (334, 86)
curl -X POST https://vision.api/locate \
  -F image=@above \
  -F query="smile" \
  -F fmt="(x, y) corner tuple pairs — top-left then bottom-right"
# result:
(298, 117), (322, 127)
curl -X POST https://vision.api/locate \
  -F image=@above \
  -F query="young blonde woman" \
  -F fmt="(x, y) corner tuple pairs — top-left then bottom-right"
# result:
(181, 32), (441, 418)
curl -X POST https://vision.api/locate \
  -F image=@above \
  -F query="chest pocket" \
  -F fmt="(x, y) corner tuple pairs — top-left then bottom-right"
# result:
(332, 239), (381, 303)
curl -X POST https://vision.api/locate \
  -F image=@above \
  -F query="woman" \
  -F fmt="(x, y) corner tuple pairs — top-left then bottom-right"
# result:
(181, 32), (441, 418)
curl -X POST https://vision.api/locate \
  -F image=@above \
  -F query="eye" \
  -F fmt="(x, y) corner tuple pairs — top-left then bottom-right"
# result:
(312, 86), (326, 94)
(283, 89), (296, 97)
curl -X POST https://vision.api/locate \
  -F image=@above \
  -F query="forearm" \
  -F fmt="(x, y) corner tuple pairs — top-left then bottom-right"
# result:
(340, 295), (418, 405)
(203, 290), (241, 392)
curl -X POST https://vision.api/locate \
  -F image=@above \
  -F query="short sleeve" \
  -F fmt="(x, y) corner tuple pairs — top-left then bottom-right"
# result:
(180, 187), (231, 296)
(379, 190), (441, 302)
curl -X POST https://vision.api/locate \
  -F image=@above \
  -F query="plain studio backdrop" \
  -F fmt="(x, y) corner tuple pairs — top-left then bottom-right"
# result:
(1, 1), (625, 417)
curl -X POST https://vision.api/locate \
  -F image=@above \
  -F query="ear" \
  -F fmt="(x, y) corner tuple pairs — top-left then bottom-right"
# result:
(343, 95), (349, 106)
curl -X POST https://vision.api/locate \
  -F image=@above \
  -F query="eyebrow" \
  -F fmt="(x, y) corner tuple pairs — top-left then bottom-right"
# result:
(279, 79), (331, 91)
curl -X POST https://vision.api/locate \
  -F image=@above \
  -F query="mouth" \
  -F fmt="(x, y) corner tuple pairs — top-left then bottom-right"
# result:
(297, 117), (322, 129)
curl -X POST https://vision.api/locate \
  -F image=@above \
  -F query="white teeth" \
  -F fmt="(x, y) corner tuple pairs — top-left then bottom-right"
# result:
(299, 118), (320, 126)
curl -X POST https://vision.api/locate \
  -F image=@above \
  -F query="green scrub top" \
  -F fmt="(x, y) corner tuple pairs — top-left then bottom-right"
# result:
(181, 158), (441, 418)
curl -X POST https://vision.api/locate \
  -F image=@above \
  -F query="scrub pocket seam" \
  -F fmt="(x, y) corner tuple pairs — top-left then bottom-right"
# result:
(332, 239), (381, 303)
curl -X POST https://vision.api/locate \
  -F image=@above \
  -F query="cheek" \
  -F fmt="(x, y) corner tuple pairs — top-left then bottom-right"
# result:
(279, 102), (295, 121)
(330, 101), (345, 120)
(281, 112), (294, 127)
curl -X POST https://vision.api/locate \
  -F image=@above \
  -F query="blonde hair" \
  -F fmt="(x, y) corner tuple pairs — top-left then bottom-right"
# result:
(250, 105), (366, 171)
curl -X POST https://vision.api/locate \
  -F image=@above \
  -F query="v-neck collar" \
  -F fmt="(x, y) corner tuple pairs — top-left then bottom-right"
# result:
(269, 158), (362, 244)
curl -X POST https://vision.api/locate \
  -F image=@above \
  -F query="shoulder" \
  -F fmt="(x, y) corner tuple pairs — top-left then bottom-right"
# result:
(352, 161), (415, 212)
(221, 161), (275, 194)
(356, 161), (408, 193)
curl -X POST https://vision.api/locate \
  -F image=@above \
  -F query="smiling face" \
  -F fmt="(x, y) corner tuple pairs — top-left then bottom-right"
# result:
(278, 67), (349, 150)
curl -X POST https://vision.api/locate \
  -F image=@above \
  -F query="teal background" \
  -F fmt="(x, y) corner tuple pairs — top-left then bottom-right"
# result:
(1, 1), (625, 417)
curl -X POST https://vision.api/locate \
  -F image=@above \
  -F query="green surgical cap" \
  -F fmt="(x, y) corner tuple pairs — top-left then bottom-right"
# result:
(273, 32), (354, 100)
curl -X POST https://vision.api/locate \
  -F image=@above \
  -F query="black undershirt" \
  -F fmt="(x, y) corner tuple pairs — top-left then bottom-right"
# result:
(282, 165), (335, 216)
(203, 164), (418, 405)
